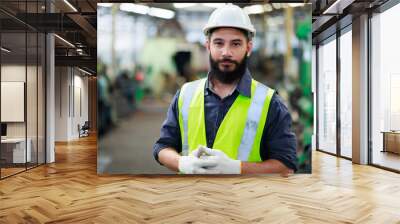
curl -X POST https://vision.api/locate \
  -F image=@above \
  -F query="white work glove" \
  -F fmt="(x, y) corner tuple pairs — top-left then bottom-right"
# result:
(178, 155), (217, 174)
(192, 146), (241, 174)
(191, 145), (212, 158)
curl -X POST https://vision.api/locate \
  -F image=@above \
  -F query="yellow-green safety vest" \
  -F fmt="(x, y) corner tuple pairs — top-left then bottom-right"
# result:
(178, 78), (275, 162)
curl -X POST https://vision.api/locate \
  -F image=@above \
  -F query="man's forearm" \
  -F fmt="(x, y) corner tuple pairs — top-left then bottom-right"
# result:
(158, 148), (294, 176)
(158, 148), (181, 172)
(241, 159), (294, 176)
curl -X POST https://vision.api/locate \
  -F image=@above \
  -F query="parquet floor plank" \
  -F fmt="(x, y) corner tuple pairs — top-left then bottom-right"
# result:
(0, 135), (399, 223)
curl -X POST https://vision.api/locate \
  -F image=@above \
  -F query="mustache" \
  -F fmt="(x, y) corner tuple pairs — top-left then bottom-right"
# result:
(217, 58), (239, 65)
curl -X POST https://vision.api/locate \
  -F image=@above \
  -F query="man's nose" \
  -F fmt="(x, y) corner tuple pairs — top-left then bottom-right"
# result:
(221, 46), (233, 58)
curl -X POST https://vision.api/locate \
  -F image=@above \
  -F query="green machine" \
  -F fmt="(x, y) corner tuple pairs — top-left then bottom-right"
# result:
(295, 15), (313, 172)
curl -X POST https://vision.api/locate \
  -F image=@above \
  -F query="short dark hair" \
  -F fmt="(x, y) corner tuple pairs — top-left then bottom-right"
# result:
(207, 27), (251, 41)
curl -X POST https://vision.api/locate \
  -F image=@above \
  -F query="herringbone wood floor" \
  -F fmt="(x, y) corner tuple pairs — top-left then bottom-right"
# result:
(1, 135), (400, 223)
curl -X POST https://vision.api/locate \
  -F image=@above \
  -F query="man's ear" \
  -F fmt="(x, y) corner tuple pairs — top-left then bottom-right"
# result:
(246, 40), (253, 57)
(205, 39), (210, 51)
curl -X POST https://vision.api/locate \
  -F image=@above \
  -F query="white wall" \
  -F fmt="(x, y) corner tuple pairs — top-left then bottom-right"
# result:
(71, 72), (89, 138)
(1, 65), (26, 141)
(1, 65), (35, 138)
(1, 65), (26, 81)
(55, 67), (69, 141)
(55, 67), (89, 141)
(1, 64), (46, 164)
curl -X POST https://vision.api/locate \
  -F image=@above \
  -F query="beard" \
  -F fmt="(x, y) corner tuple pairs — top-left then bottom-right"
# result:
(209, 53), (248, 84)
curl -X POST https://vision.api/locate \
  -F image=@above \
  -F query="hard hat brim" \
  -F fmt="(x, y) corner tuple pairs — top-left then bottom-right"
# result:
(203, 25), (255, 37)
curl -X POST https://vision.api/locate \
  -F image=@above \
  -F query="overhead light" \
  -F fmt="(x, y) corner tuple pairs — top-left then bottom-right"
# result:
(201, 3), (226, 8)
(244, 5), (264, 15)
(288, 3), (305, 7)
(76, 48), (83, 55)
(323, 0), (341, 14)
(98, 3), (113, 8)
(78, 67), (92, 76)
(54, 34), (75, 48)
(119, 3), (174, 19)
(63, 0), (78, 12)
(323, 0), (353, 14)
(272, 3), (282, 9)
(173, 3), (197, 9)
(149, 7), (175, 19)
(120, 3), (149, 15)
(1, 47), (11, 53)
(264, 4), (273, 12)
(281, 3), (289, 8)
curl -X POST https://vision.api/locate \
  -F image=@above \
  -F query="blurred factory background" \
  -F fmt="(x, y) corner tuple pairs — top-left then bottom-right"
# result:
(2, 1), (400, 222)
(97, 3), (312, 174)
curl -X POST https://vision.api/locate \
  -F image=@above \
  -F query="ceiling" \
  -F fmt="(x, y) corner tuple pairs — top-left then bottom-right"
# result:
(0, 0), (98, 74)
(6, 0), (390, 71)
(0, 0), (312, 75)
(311, 0), (390, 44)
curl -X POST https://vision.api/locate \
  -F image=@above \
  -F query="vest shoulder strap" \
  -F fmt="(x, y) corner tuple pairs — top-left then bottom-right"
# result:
(237, 80), (274, 161)
(179, 79), (205, 155)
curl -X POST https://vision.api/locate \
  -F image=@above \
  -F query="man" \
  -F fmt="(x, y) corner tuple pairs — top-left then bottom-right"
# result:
(153, 4), (297, 175)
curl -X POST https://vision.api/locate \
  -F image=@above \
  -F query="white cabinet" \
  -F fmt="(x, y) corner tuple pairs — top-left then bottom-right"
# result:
(1, 138), (32, 163)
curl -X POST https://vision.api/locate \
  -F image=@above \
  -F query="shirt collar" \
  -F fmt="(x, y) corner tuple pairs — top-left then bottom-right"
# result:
(205, 68), (252, 98)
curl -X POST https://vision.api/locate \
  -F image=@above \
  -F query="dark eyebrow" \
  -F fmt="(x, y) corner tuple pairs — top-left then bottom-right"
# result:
(212, 38), (224, 42)
(231, 39), (243, 43)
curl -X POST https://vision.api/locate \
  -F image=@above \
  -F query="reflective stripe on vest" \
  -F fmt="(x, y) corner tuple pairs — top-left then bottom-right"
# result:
(179, 79), (204, 156)
(237, 83), (269, 161)
(178, 78), (274, 161)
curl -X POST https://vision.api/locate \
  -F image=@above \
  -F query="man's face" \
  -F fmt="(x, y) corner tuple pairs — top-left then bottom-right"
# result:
(206, 28), (253, 83)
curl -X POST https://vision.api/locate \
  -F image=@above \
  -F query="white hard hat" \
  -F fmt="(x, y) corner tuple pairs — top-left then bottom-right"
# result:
(203, 4), (256, 38)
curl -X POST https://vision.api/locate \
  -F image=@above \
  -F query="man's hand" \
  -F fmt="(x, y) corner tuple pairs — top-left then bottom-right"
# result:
(178, 155), (217, 174)
(192, 146), (294, 176)
(192, 146), (241, 174)
(191, 145), (211, 158)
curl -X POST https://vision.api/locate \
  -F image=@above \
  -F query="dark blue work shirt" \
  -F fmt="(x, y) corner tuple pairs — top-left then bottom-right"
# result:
(153, 70), (298, 171)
